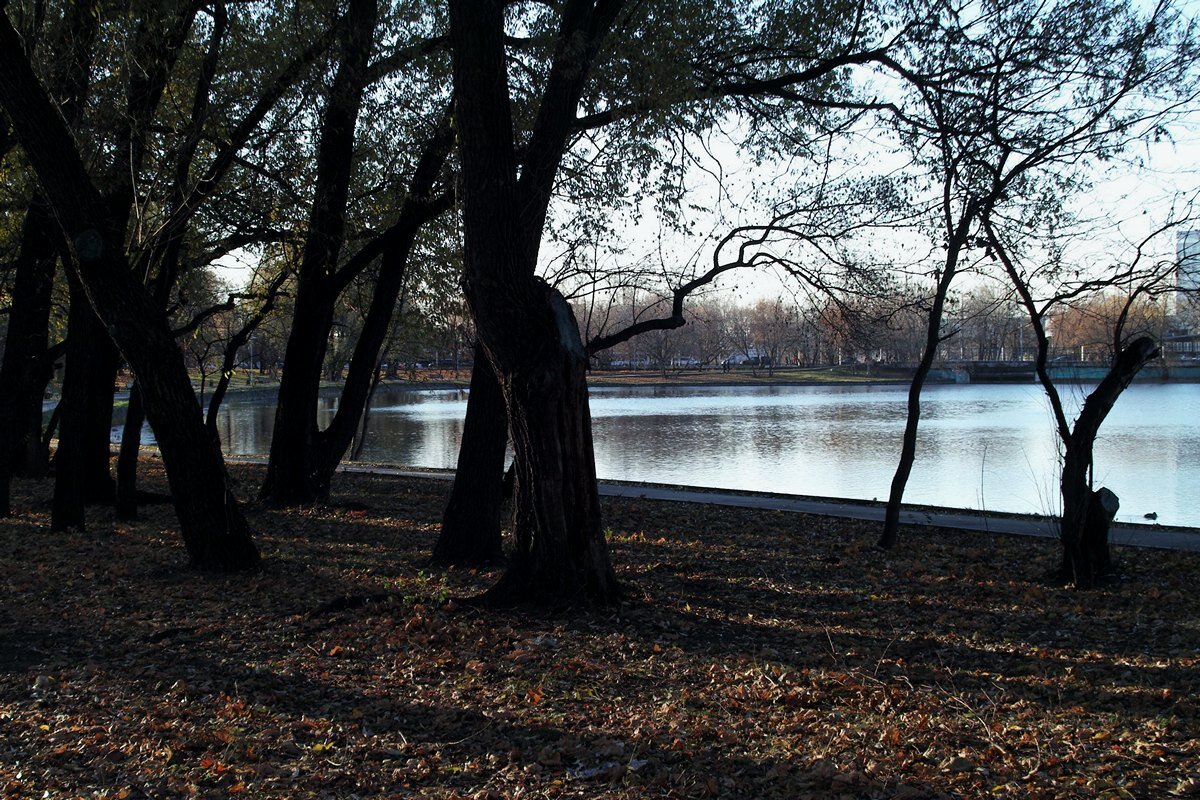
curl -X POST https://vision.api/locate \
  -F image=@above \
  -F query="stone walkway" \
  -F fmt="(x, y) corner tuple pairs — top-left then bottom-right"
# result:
(300, 461), (1200, 553)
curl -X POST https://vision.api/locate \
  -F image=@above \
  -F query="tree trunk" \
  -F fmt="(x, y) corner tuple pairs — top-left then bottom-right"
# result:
(434, 347), (508, 566)
(348, 360), (384, 462)
(52, 278), (120, 522)
(116, 380), (145, 520)
(1056, 336), (1158, 588)
(52, 280), (119, 528)
(479, 288), (620, 606)
(0, 0), (101, 512)
(879, 221), (972, 549)
(0, 202), (58, 476)
(1057, 485), (1118, 586)
(260, 284), (333, 504)
(449, 0), (623, 605)
(51, 342), (86, 530)
(79, 314), (121, 503)
(314, 189), (448, 489)
(0, 203), (59, 516)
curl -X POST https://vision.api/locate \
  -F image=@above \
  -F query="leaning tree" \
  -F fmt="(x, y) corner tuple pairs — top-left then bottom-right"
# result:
(0, 5), (261, 569)
(984, 207), (1197, 587)
(876, 0), (1198, 550)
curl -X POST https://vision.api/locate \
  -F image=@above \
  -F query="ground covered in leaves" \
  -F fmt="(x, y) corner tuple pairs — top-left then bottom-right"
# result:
(1, 461), (1197, 799)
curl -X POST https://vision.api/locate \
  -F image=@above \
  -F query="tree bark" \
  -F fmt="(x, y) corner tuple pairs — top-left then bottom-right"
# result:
(434, 346), (508, 566)
(481, 287), (619, 605)
(314, 185), (451, 489)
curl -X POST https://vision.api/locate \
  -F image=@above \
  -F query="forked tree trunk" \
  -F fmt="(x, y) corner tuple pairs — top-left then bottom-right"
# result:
(261, 0), (399, 507)
(434, 346), (508, 566)
(449, 0), (623, 605)
(1056, 336), (1158, 588)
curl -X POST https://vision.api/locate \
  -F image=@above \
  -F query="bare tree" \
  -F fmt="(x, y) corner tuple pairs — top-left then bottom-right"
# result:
(984, 205), (1196, 587)
(877, 0), (1198, 549)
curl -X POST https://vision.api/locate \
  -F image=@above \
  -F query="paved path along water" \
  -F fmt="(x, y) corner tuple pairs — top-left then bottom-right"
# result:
(292, 460), (1200, 553)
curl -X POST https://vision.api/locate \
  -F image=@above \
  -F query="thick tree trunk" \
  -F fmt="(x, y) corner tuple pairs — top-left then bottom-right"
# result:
(78, 315), (120, 503)
(449, 0), (623, 605)
(480, 288), (620, 606)
(1057, 484), (1118, 586)
(0, 0), (99, 507)
(434, 347), (508, 566)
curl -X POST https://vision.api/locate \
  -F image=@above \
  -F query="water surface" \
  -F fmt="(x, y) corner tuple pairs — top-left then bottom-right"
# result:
(210, 382), (1199, 528)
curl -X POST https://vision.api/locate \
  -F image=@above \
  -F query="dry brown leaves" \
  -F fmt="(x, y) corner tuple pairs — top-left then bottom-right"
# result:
(0, 460), (1197, 799)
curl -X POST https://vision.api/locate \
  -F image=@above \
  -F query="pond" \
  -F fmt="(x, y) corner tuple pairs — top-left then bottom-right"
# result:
(206, 381), (1199, 528)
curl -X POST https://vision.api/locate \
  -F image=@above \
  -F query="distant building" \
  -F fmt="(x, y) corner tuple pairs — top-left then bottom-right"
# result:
(1178, 230), (1200, 294)
(1172, 230), (1200, 344)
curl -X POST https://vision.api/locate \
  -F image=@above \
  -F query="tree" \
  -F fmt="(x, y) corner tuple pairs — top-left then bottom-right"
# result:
(260, 0), (454, 505)
(447, 0), (625, 605)
(438, 0), (911, 579)
(0, 7), (260, 570)
(984, 210), (1193, 587)
(877, 0), (1198, 549)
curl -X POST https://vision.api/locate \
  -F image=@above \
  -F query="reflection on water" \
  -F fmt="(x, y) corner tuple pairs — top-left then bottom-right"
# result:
(207, 382), (1199, 528)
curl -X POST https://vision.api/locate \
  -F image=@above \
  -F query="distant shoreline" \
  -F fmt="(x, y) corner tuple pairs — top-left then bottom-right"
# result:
(197, 363), (1198, 398)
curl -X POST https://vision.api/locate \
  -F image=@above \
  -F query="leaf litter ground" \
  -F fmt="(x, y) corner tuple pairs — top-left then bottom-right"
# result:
(0, 461), (1197, 799)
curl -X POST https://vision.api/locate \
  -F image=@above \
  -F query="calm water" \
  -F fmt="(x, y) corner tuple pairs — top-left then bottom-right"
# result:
(210, 382), (1200, 528)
